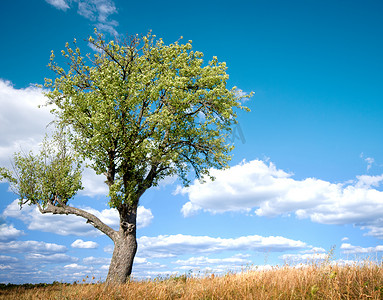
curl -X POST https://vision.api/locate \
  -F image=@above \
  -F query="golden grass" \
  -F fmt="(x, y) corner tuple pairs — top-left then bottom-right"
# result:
(1, 262), (383, 299)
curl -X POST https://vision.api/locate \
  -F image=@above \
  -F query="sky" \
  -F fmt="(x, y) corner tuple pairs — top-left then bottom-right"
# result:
(1, 0), (383, 284)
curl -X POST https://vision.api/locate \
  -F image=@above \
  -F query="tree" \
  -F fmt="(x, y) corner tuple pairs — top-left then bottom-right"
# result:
(0, 30), (251, 284)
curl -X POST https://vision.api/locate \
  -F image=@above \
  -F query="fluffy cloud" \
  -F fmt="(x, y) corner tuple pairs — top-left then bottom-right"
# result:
(71, 239), (99, 249)
(83, 256), (110, 265)
(0, 81), (122, 198)
(173, 255), (250, 268)
(137, 234), (307, 258)
(2, 199), (153, 236)
(3, 200), (100, 236)
(79, 167), (109, 197)
(0, 80), (52, 170)
(178, 159), (383, 237)
(173, 255), (251, 275)
(64, 263), (87, 270)
(0, 240), (67, 253)
(340, 243), (383, 254)
(25, 253), (78, 264)
(137, 206), (154, 228)
(0, 224), (24, 242)
(74, 205), (154, 231)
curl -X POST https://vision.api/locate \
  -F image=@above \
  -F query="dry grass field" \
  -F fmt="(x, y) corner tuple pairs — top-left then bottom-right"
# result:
(1, 261), (383, 299)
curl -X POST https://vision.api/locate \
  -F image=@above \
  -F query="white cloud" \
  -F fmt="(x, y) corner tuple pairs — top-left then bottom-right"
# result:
(340, 243), (383, 254)
(64, 263), (87, 270)
(25, 253), (78, 264)
(0, 240), (67, 253)
(3, 199), (153, 236)
(132, 258), (166, 272)
(3, 200), (100, 236)
(355, 174), (383, 189)
(301, 247), (326, 254)
(46, 0), (119, 35)
(361, 225), (383, 239)
(173, 255), (250, 267)
(280, 253), (328, 263)
(79, 167), (109, 197)
(103, 244), (113, 253)
(360, 153), (375, 171)
(78, 205), (153, 230)
(137, 234), (307, 258)
(0, 81), (110, 199)
(83, 256), (110, 265)
(178, 159), (383, 238)
(71, 239), (98, 249)
(178, 159), (294, 216)
(45, 0), (70, 10)
(0, 255), (18, 263)
(0, 224), (24, 241)
(0, 80), (52, 170)
(137, 206), (154, 229)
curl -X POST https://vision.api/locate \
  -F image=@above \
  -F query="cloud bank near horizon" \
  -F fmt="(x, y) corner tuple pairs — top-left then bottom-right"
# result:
(177, 159), (383, 238)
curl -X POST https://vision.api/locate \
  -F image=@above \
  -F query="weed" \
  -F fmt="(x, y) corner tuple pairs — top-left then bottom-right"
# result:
(1, 261), (383, 299)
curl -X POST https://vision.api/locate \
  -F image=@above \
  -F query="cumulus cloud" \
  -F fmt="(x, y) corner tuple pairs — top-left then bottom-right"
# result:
(76, 205), (154, 230)
(25, 253), (78, 264)
(0, 224), (24, 242)
(0, 240), (67, 253)
(3, 200), (100, 236)
(340, 243), (383, 254)
(173, 255), (250, 275)
(2, 199), (153, 236)
(79, 167), (109, 197)
(103, 244), (113, 253)
(0, 80), (52, 170)
(132, 258), (167, 272)
(71, 239), (98, 249)
(173, 254), (250, 268)
(83, 256), (110, 265)
(0, 81), (120, 198)
(64, 263), (87, 270)
(137, 206), (154, 228)
(178, 159), (383, 237)
(137, 234), (307, 258)
(45, 0), (118, 35)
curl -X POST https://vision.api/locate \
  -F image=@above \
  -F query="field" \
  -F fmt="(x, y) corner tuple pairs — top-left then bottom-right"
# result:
(1, 262), (383, 299)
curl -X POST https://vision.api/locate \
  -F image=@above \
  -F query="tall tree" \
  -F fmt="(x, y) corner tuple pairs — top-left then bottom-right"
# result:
(1, 30), (250, 284)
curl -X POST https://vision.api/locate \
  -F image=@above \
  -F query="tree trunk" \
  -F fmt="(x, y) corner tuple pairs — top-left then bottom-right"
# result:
(105, 206), (137, 284)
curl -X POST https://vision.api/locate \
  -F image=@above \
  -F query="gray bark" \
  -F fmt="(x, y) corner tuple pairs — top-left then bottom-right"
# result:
(105, 205), (137, 284)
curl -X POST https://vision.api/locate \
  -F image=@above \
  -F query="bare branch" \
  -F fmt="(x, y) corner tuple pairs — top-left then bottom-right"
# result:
(39, 202), (117, 241)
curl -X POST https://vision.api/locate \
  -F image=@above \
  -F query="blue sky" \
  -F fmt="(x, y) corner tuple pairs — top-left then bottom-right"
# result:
(1, 0), (383, 283)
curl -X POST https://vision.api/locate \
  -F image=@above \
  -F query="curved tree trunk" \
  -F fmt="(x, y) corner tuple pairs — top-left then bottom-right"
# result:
(105, 205), (137, 284)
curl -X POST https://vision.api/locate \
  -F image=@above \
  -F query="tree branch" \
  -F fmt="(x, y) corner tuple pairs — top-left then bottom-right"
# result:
(37, 202), (117, 241)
